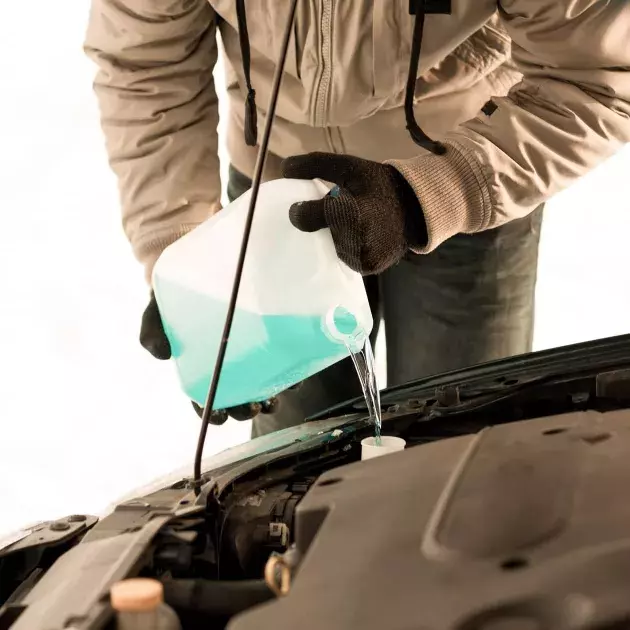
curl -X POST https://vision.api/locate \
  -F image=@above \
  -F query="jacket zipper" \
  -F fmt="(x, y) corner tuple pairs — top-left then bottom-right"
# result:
(314, 0), (334, 127)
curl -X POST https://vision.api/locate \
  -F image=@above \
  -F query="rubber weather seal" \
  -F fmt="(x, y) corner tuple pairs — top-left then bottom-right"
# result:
(193, 0), (300, 494)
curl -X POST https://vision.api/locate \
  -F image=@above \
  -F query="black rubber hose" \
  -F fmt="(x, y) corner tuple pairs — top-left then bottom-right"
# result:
(162, 579), (274, 617)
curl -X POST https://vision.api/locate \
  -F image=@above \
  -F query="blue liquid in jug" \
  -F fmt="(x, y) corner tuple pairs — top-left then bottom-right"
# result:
(155, 279), (363, 411)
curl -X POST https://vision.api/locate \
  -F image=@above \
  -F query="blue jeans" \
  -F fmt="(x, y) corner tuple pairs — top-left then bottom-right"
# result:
(227, 165), (543, 438)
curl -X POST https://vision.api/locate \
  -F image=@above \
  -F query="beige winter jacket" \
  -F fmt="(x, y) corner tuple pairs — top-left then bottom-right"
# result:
(84, 1), (630, 281)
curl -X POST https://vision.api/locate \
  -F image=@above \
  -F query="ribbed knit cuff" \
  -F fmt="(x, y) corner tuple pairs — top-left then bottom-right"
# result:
(385, 141), (491, 253)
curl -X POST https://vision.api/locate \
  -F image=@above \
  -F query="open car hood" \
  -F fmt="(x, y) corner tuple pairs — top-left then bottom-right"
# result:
(2, 334), (630, 630)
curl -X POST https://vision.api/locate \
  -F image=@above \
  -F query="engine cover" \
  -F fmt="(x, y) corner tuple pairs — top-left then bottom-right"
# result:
(231, 409), (630, 630)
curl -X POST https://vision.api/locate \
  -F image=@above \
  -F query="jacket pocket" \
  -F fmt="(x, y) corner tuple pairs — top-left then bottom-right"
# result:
(453, 18), (512, 81)
(416, 18), (512, 101)
(372, 7), (512, 103)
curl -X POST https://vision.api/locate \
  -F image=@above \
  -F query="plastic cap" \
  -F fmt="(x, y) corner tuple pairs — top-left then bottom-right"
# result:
(111, 578), (164, 612)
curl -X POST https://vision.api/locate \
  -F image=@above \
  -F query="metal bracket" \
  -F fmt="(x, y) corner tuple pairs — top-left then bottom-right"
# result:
(0, 516), (97, 559)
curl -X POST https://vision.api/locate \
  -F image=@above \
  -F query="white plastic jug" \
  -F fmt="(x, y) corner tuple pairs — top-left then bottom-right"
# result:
(152, 178), (373, 411)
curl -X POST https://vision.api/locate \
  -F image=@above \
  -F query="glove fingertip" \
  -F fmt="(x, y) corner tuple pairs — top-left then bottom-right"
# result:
(192, 401), (204, 418)
(150, 337), (172, 361)
(288, 202), (305, 229)
(139, 330), (170, 360)
(139, 295), (172, 360)
(229, 401), (262, 421)
(289, 201), (328, 233)
(281, 152), (337, 180)
(281, 154), (306, 179)
(192, 402), (230, 425)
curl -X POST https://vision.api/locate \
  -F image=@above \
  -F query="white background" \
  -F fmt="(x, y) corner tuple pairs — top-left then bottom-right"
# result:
(0, 3), (629, 537)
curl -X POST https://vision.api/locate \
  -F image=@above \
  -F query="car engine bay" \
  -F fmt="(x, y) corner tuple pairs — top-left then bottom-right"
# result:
(3, 337), (630, 629)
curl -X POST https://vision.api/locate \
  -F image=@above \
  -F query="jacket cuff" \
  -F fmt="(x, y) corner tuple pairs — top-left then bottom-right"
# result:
(137, 224), (203, 285)
(385, 141), (492, 253)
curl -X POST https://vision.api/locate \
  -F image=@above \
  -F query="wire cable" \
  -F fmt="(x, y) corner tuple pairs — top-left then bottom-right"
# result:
(404, 3), (447, 155)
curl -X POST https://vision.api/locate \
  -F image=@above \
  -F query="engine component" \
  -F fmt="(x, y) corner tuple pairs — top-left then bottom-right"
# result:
(111, 578), (181, 630)
(264, 546), (302, 597)
(230, 409), (630, 630)
(162, 578), (273, 618)
(218, 479), (314, 579)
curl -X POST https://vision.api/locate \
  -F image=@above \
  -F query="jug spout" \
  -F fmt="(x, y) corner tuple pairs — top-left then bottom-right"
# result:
(323, 305), (367, 353)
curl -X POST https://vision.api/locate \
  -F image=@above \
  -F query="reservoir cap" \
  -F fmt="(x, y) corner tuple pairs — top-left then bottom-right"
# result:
(111, 578), (164, 612)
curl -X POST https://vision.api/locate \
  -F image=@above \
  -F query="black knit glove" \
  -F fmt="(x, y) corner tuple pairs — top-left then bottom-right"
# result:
(139, 293), (277, 422)
(281, 153), (427, 275)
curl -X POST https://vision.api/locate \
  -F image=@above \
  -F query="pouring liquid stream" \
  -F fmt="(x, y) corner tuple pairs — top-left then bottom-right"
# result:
(345, 333), (382, 445)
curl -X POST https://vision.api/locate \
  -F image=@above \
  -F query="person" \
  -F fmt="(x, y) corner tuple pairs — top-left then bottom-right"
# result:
(84, 1), (630, 437)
